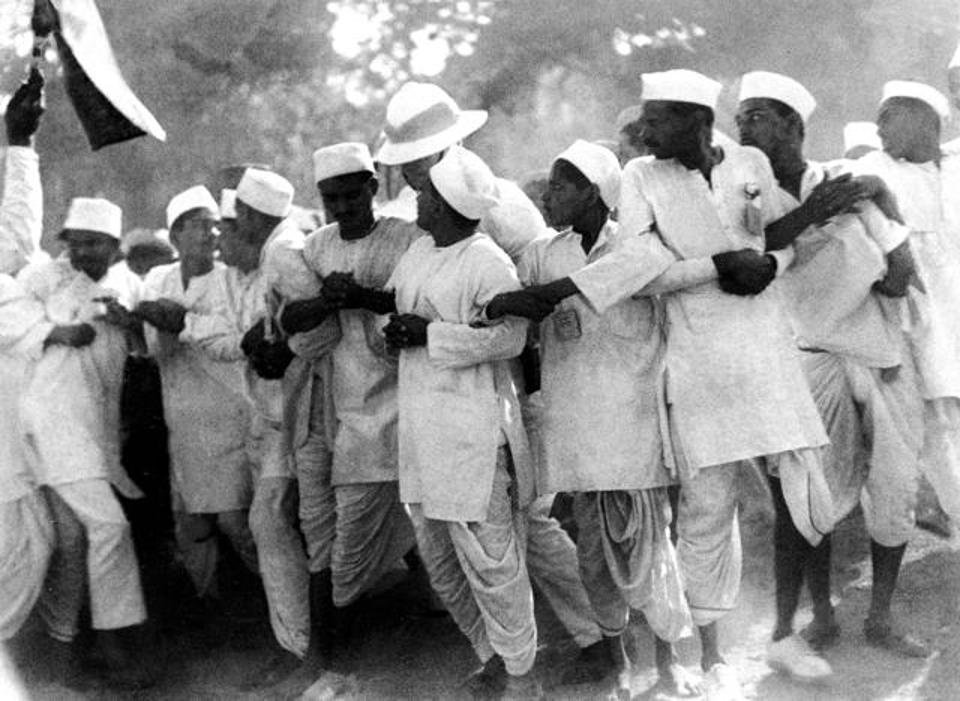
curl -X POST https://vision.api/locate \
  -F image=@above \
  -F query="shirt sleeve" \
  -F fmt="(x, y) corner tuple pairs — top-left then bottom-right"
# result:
(266, 238), (323, 302)
(857, 200), (910, 253)
(639, 257), (718, 295)
(569, 233), (675, 313)
(0, 147), (43, 275)
(0, 274), (52, 359)
(427, 249), (528, 369)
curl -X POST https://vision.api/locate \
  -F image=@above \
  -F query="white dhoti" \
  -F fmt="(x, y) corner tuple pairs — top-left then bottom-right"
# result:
(919, 397), (960, 524)
(573, 489), (691, 642)
(248, 416), (310, 658)
(331, 481), (414, 607)
(524, 495), (602, 648)
(0, 492), (53, 640)
(802, 351), (923, 547)
(44, 480), (146, 631)
(407, 449), (537, 676)
(293, 389), (336, 574)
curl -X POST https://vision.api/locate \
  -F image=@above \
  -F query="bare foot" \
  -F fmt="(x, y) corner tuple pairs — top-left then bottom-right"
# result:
(657, 662), (703, 697)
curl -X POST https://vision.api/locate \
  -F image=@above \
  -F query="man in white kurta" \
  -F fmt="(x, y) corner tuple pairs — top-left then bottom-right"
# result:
(489, 141), (696, 694)
(223, 171), (315, 668)
(514, 71), (829, 697)
(139, 186), (257, 599)
(737, 72), (930, 671)
(377, 83), (605, 672)
(0, 74), (54, 641)
(848, 82), (960, 535)
(385, 146), (540, 697)
(281, 144), (419, 619)
(17, 198), (150, 685)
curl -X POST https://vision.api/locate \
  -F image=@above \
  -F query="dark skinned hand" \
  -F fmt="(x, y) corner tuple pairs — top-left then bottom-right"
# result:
(136, 299), (187, 334)
(800, 173), (865, 227)
(383, 313), (429, 349)
(94, 296), (141, 331)
(712, 249), (778, 296)
(5, 66), (44, 146)
(44, 323), (96, 349)
(486, 289), (557, 322)
(282, 294), (336, 334)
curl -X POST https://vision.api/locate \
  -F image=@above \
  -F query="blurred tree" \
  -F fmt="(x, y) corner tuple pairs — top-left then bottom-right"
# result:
(0, 0), (956, 244)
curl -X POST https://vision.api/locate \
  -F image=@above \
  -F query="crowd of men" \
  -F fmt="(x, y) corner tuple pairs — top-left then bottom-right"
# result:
(3, 49), (960, 701)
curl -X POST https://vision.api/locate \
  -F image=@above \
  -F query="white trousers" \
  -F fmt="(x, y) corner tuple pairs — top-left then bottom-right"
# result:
(173, 508), (259, 598)
(41, 480), (146, 635)
(248, 475), (310, 659)
(0, 492), (53, 640)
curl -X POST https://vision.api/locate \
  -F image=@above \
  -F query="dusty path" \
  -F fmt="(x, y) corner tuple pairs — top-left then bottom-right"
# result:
(8, 495), (960, 701)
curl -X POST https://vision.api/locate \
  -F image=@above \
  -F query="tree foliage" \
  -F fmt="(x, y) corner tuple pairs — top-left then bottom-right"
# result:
(0, 0), (956, 243)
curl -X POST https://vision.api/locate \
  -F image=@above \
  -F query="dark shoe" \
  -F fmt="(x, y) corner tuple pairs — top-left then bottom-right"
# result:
(461, 655), (507, 700)
(916, 507), (953, 540)
(864, 619), (932, 658)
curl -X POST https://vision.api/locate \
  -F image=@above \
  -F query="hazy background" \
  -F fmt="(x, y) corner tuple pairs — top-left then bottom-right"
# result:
(1, 0), (958, 246)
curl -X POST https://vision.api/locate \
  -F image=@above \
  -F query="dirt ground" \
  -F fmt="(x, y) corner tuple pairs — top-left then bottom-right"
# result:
(5, 478), (960, 701)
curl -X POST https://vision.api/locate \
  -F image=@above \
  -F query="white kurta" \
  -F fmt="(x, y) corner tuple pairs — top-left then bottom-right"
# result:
(777, 162), (909, 367)
(517, 221), (673, 492)
(573, 146), (827, 471)
(0, 146), (47, 275)
(849, 150), (960, 400)
(143, 262), (252, 512)
(18, 259), (144, 497)
(301, 217), (423, 485)
(388, 232), (531, 522)
(0, 275), (50, 503)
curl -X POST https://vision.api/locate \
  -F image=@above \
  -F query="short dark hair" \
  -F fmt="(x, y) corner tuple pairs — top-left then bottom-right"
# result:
(552, 159), (592, 191)
(668, 101), (715, 129)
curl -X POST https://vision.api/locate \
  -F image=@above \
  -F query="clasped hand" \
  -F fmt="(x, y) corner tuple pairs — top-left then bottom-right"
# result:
(136, 299), (187, 334)
(712, 249), (777, 296)
(383, 314), (428, 349)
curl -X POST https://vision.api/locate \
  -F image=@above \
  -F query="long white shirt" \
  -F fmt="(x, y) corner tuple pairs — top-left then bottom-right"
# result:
(0, 147), (46, 276)
(301, 217), (423, 485)
(849, 150), (960, 400)
(569, 146), (827, 471)
(143, 262), (252, 512)
(17, 258), (144, 496)
(518, 220), (674, 492)
(387, 232), (531, 522)
(0, 275), (51, 503)
(777, 162), (909, 367)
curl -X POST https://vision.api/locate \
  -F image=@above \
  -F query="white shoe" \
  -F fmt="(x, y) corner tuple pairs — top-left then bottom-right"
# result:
(767, 634), (833, 681)
(703, 663), (744, 701)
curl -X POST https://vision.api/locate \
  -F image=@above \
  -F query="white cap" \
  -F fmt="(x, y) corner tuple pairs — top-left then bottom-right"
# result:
(642, 69), (722, 110)
(121, 227), (173, 255)
(62, 197), (122, 239)
(166, 185), (219, 229)
(843, 122), (881, 154)
(376, 82), (488, 166)
(313, 142), (375, 184)
(738, 71), (817, 122)
(554, 139), (622, 209)
(428, 145), (500, 220)
(220, 189), (237, 219)
(950, 41), (960, 69)
(881, 80), (950, 119)
(236, 169), (294, 218)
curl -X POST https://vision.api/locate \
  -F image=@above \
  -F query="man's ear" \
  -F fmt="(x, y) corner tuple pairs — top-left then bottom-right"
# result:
(368, 177), (380, 198)
(586, 183), (602, 207)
